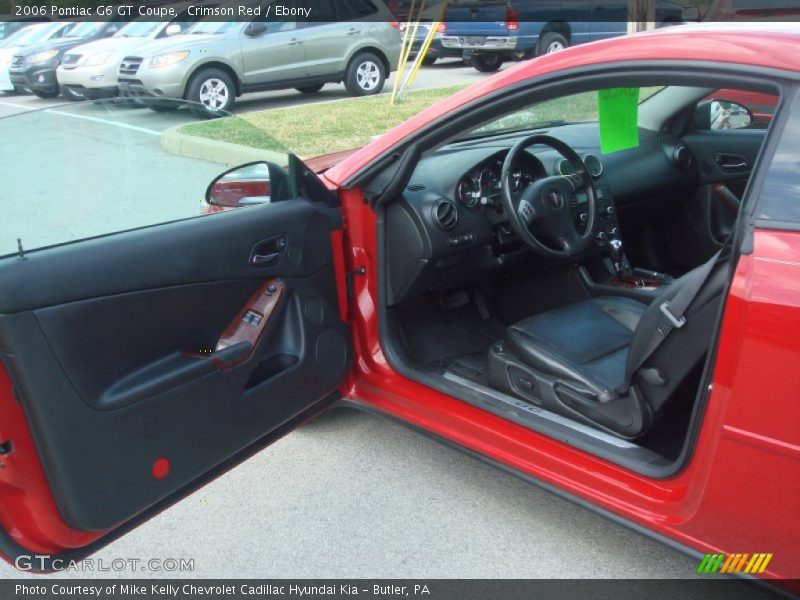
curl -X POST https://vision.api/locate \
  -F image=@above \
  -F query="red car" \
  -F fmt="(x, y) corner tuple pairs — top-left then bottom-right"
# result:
(0, 23), (798, 588)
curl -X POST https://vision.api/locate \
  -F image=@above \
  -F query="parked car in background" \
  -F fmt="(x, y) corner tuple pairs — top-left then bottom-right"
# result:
(441, 0), (684, 72)
(0, 21), (73, 93)
(56, 9), (204, 101)
(118, 0), (401, 115)
(9, 19), (125, 100)
(406, 21), (462, 65)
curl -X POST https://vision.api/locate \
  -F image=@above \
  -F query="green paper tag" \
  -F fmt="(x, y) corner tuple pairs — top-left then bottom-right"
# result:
(598, 88), (640, 154)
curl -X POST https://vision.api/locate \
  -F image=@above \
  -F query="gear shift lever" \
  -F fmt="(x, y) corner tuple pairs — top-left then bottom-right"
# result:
(607, 237), (627, 278)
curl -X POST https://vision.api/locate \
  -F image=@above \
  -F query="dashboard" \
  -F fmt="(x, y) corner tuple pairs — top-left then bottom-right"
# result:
(384, 123), (698, 306)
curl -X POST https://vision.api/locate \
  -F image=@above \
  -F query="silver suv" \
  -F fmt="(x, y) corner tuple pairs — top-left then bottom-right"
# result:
(118, 0), (401, 114)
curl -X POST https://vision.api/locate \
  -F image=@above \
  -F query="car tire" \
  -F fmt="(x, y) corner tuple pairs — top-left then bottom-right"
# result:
(471, 53), (503, 73)
(538, 32), (569, 55)
(422, 55), (437, 66)
(186, 68), (235, 117)
(33, 88), (60, 99)
(61, 86), (85, 102)
(344, 52), (385, 96)
(296, 84), (324, 94)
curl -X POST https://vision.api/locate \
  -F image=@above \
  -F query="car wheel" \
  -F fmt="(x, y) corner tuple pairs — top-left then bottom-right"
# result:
(471, 53), (503, 73)
(538, 32), (569, 55)
(187, 68), (235, 117)
(61, 86), (85, 102)
(296, 84), (324, 94)
(422, 55), (437, 66)
(33, 88), (60, 99)
(344, 52), (385, 96)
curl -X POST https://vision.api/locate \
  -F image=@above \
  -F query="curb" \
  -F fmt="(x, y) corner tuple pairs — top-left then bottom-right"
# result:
(160, 123), (287, 166)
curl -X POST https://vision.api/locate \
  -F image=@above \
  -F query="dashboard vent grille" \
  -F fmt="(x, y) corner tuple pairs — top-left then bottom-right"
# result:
(433, 200), (458, 230)
(406, 183), (426, 192)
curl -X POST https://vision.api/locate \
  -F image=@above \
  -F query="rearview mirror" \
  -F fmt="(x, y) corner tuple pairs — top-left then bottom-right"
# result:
(164, 23), (182, 37)
(694, 100), (753, 131)
(206, 161), (289, 208)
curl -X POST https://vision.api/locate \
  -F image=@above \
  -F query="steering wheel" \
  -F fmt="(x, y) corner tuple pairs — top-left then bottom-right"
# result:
(501, 134), (597, 258)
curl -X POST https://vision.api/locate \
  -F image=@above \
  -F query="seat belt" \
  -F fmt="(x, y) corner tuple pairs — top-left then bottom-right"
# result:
(626, 249), (722, 384)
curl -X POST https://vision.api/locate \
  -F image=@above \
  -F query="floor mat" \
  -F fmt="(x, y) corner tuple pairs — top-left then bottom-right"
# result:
(399, 304), (504, 366)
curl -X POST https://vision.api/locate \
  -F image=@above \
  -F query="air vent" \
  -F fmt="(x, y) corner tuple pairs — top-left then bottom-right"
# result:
(406, 183), (426, 192)
(673, 146), (692, 170)
(433, 200), (458, 230)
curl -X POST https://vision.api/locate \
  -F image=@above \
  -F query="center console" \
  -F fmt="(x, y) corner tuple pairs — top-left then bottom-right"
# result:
(575, 182), (674, 302)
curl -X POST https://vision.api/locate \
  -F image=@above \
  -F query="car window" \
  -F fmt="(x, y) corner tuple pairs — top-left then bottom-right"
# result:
(0, 100), (292, 258)
(63, 21), (104, 39)
(115, 21), (161, 38)
(754, 90), (800, 225)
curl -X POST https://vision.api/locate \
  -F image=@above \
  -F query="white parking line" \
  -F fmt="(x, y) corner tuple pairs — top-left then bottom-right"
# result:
(0, 100), (161, 135)
(46, 109), (161, 136)
(0, 100), (38, 111)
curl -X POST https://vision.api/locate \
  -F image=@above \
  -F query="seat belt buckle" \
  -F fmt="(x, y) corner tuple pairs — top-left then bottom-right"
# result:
(659, 301), (686, 329)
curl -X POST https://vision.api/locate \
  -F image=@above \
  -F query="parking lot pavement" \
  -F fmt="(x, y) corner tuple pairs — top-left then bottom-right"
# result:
(0, 407), (709, 580)
(0, 58), (503, 119)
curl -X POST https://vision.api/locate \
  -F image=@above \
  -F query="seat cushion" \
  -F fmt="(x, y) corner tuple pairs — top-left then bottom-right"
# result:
(504, 296), (647, 399)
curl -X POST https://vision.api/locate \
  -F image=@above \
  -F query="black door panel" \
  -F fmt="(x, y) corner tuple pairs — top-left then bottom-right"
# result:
(0, 198), (352, 532)
(649, 128), (767, 271)
(682, 129), (765, 186)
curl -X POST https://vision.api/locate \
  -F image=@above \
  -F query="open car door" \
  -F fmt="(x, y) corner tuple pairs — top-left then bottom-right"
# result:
(0, 106), (352, 564)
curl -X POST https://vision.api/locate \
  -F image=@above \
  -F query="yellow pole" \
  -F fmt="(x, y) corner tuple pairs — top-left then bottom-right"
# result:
(390, 0), (419, 104)
(397, 0), (449, 99)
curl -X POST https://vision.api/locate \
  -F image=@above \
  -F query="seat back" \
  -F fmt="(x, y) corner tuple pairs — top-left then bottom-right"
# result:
(626, 258), (731, 416)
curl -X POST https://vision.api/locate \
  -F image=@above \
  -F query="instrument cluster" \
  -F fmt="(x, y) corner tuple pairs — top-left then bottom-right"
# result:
(454, 152), (546, 210)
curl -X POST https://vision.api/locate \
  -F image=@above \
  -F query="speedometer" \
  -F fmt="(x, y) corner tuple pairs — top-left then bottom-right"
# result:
(478, 168), (501, 200)
(456, 178), (480, 208)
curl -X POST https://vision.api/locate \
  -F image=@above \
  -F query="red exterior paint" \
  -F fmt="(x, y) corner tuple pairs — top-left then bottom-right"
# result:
(0, 365), (104, 556)
(0, 26), (798, 583)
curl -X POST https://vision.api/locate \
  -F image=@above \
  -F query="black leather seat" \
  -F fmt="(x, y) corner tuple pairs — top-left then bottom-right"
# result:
(505, 296), (646, 403)
(487, 258), (730, 439)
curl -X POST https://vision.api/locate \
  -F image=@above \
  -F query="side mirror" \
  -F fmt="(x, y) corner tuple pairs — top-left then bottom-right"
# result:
(695, 100), (754, 131)
(164, 23), (182, 37)
(106, 25), (119, 36)
(682, 5), (701, 21)
(245, 22), (268, 36)
(206, 161), (289, 208)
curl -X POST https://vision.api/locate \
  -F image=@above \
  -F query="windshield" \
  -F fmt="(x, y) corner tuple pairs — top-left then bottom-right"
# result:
(64, 21), (104, 39)
(462, 87), (665, 140)
(188, 21), (236, 35)
(114, 21), (161, 38)
(0, 23), (56, 48)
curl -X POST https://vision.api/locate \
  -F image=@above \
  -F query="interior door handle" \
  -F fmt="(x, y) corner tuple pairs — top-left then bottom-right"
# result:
(714, 153), (748, 172)
(251, 252), (281, 266)
(250, 235), (286, 266)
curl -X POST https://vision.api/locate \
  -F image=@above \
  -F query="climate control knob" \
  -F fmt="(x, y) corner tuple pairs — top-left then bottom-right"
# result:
(600, 206), (615, 219)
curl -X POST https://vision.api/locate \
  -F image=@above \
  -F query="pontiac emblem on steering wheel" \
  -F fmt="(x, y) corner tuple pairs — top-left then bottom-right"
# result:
(546, 190), (564, 210)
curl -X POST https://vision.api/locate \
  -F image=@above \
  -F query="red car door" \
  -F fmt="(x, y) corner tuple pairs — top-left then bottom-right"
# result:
(0, 155), (352, 565)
